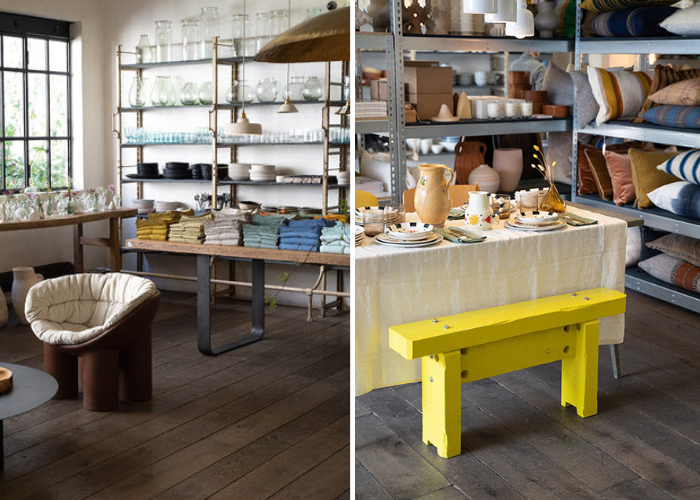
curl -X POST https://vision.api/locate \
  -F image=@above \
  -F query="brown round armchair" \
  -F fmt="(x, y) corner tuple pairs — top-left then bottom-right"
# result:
(25, 273), (160, 412)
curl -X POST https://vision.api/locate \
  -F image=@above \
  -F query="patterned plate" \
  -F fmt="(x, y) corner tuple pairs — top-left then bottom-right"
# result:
(515, 211), (559, 224)
(374, 232), (443, 247)
(504, 219), (567, 231)
(387, 222), (435, 240)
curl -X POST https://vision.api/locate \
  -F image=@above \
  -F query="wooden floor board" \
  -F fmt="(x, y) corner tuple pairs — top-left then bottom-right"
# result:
(357, 291), (700, 500)
(0, 291), (349, 500)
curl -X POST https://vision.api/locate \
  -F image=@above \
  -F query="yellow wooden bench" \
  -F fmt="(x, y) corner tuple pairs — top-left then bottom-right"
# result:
(389, 288), (627, 458)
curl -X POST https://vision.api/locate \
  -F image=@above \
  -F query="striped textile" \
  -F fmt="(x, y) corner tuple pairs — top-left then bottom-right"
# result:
(640, 105), (700, 130)
(634, 65), (700, 123)
(638, 253), (700, 294)
(588, 67), (652, 125)
(656, 149), (700, 185)
(588, 7), (677, 37)
(649, 77), (700, 106)
(581, 0), (677, 12)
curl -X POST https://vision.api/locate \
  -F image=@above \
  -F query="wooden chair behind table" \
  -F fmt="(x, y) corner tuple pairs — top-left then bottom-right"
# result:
(403, 183), (479, 212)
(355, 190), (378, 208)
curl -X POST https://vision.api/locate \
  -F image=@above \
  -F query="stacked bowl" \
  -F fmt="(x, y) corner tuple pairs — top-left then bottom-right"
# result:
(250, 164), (277, 182)
(228, 163), (251, 181)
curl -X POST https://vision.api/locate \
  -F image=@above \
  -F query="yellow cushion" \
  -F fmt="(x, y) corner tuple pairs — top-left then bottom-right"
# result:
(628, 149), (681, 209)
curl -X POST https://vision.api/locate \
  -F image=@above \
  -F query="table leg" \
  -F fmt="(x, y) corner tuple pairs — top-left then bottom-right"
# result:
(197, 255), (265, 355)
(1, 419), (4, 470)
(109, 218), (122, 272)
(73, 223), (84, 273)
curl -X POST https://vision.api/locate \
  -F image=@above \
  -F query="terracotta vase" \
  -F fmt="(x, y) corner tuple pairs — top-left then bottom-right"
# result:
(492, 148), (523, 191)
(535, 1), (558, 38)
(468, 164), (500, 193)
(11, 267), (43, 325)
(414, 164), (454, 227)
(0, 289), (7, 328)
(454, 140), (487, 184)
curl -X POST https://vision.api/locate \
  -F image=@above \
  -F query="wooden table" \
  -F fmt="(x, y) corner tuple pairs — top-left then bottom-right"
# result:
(0, 208), (137, 272)
(125, 238), (350, 355)
(0, 363), (58, 470)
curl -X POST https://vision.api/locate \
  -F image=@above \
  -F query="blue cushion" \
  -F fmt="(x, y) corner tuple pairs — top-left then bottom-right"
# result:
(590, 7), (677, 37)
(640, 105), (700, 129)
(657, 150), (700, 184)
(647, 181), (700, 218)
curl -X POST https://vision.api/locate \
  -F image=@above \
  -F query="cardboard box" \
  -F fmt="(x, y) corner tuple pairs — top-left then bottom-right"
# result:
(404, 61), (453, 95)
(407, 92), (453, 120)
(370, 79), (387, 101)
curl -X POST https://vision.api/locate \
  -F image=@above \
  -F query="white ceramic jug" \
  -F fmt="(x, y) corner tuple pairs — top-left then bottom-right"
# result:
(463, 191), (503, 231)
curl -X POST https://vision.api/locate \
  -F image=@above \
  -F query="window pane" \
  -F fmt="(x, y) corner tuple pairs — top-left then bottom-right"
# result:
(29, 74), (48, 137)
(50, 140), (68, 187)
(50, 75), (68, 137)
(5, 140), (25, 189)
(4, 72), (25, 137)
(27, 38), (47, 71)
(29, 140), (48, 188)
(49, 40), (67, 72)
(2, 36), (23, 69)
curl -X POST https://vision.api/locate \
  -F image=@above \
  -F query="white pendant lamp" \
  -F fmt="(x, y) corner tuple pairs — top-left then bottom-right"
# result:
(277, 0), (298, 114)
(224, 0), (262, 135)
(485, 0), (517, 23)
(463, 0), (498, 14)
(505, 0), (534, 39)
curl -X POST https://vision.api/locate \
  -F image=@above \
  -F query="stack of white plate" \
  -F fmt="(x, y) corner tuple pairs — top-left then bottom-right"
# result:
(505, 211), (566, 232)
(250, 164), (277, 182)
(384, 207), (403, 226)
(337, 171), (350, 185)
(228, 163), (251, 181)
(355, 206), (377, 226)
(132, 199), (154, 214)
(375, 222), (443, 248)
(155, 200), (179, 212)
(355, 226), (365, 247)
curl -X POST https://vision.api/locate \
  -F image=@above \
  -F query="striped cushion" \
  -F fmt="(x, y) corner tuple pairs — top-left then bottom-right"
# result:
(634, 65), (700, 123)
(649, 77), (700, 106)
(640, 105), (700, 130)
(581, 0), (678, 12)
(656, 150), (700, 184)
(589, 7), (677, 37)
(588, 67), (652, 125)
(638, 253), (700, 294)
(648, 181), (700, 219)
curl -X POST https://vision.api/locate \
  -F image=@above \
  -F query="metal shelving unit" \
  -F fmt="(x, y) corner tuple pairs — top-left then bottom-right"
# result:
(570, 0), (700, 312)
(404, 117), (571, 138)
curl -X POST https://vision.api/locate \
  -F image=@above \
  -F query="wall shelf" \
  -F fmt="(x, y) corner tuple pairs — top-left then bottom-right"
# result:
(402, 34), (574, 53)
(578, 37), (700, 55)
(405, 117), (571, 138)
(356, 32), (393, 50)
(355, 119), (389, 134)
(579, 121), (700, 148)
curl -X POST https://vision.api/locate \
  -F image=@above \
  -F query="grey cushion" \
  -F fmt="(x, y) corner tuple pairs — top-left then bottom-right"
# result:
(547, 131), (573, 185)
(570, 70), (599, 129)
(542, 62), (574, 106)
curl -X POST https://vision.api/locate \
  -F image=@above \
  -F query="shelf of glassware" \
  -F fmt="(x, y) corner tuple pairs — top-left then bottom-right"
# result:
(355, 32), (394, 50)
(404, 117), (571, 138)
(579, 121), (700, 149)
(118, 100), (346, 113)
(625, 266), (700, 311)
(578, 37), (700, 55)
(120, 141), (348, 148)
(571, 193), (700, 240)
(402, 34), (574, 53)
(120, 57), (240, 70)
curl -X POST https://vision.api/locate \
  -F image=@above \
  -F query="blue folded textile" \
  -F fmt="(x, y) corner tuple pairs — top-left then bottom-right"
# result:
(279, 236), (321, 246)
(279, 226), (323, 238)
(288, 218), (334, 228)
(279, 242), (320, 252)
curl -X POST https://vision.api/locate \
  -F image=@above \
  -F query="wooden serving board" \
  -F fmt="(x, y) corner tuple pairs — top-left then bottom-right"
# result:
(0, 366), (13, 393)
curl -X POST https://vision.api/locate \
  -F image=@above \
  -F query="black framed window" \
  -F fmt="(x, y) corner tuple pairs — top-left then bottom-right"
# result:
(0, 12), (71, 191)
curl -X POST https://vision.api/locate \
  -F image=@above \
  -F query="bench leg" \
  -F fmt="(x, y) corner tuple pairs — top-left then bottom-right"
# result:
(422, 350), (462, 458)
(561, 320), (599, 418)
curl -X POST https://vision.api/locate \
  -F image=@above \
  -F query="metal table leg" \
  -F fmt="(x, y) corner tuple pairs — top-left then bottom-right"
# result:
(1, 419), (4, 470)
(197, 255), (265, 355)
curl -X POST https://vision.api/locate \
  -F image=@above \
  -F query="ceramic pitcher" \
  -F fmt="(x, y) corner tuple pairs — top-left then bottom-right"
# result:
(414, 164), (454, 227)
(11, 267), (43, 325)
(463, 191), (503, 231)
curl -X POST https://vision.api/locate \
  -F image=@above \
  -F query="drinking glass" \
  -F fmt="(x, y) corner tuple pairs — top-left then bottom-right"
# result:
(519, 191), (538, 211)
(384, 203), (405, 231)
(363, 209), (384, 237)
(270, 10), (289, 36)
(493, 194), (511, 220)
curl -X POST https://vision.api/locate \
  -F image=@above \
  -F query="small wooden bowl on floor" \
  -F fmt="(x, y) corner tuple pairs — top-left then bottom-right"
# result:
(0, 366), (13, 393)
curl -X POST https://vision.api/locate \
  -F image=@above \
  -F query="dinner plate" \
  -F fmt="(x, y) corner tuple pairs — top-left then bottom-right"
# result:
(354, 226), (365, 236)
(515, 211), (558, 224)
(374, 233), (443, 247)
(504, 219), (566, 231)
(387, 222), (435, 240)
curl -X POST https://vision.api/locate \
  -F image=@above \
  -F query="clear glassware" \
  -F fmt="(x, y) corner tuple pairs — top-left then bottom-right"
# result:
(135, 34), (154, 64)
(226, 80), (255, 103)
(302, 76), (323, 101)
(198, 82), (213, 105)
(128, 76), (147, 107)
(306, 8), (323, 18)
(270, 10), (289, 36)
(151, 75), (177, 106)
(155, 20), (173, 63)
(199, 7), (219, 59)
(231, 14), (249, 57)
(256, 77), (278, 103)
(255, 12), (271, 38)
(282, 76), (305, 101)
(181, 18), (200, 61)
(180, 82), (199, 105)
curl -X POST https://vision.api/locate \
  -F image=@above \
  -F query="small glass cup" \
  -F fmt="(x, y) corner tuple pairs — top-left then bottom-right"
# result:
(493, 194), (511, 220)
(519, 191), (538, 212)
(363, 209), (384, 237)
(384, 203), (405, 231)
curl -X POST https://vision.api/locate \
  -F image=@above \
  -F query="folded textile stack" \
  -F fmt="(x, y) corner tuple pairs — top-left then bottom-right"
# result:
(135, 210), (194, 240)
(203, 211), (252, 246)
(320, 221), (351, 254)
(242, 213), (291, 249)
(279, 218), (335, 252)
(168, 212), (214, 244)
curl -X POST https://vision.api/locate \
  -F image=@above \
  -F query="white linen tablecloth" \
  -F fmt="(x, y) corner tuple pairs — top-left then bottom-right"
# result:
(355, 206), (627, 396)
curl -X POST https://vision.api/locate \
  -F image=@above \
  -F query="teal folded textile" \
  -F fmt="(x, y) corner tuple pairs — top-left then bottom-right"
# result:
(435, 227), (486, 244)
(320, 245), (350, 254)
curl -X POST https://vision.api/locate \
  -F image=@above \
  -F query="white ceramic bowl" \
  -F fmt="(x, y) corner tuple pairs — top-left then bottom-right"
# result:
(430, 144), (444, 154)
(155, 201), (179, 212)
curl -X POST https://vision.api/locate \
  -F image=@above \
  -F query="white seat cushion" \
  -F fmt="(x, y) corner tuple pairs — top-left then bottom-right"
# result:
(25, 273), (158, 345)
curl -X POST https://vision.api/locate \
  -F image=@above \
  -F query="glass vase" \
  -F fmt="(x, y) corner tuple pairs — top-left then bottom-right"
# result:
(180, 82), (199, 105)
(151, 76), (177, 106)
(181, 18), (200, 61)
(540, 182), (566, 213)
(225, 80), (254, 103)
(302, 76), (323, 101)
(283, 76), (305, 101)
(155, 20), (173, 63)
(198, 82), (213, 105)
(231, 14), (249, 57)
(199, 7), (220, 59)
(256, 77), (279, 103)
(135, 34), (154, 64)
(129, 76), (147, 107)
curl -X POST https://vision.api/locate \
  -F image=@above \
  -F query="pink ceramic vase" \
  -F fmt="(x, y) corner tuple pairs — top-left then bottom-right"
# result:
(492, 148), (523, 192)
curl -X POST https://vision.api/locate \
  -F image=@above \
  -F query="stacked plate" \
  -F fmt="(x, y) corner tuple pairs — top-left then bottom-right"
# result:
(164, 162), (191, 180)
(132, 199), (154, 214)
(250, 164), (277, 182)
(384, 208), (403, 226)
(228, 163), (251, 181)
(355, 206), (377, 226)
(355, 226), (365, 247)
(505, 211), (566, 231)
(375, 222), (443, 248)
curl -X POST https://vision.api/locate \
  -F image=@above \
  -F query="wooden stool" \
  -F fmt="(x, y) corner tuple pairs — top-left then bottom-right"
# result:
(389, 288), (626, 458)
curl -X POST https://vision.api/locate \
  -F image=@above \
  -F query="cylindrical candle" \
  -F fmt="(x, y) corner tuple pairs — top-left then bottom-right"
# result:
(505, 102), (517, 117)
(487, 102), (500, 119)
(520, 102), (533, 117)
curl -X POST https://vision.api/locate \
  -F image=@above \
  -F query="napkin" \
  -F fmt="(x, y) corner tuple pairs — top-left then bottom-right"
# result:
(560, 212), (598, 227)
(447, 208), (465, 221)
(435, 227), (486, 244)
